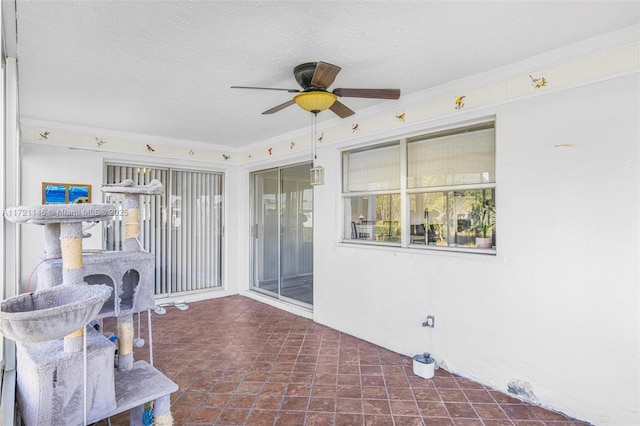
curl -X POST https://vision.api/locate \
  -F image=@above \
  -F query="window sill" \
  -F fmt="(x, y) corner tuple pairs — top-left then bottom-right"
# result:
(339, 240), (497, 256)
(409, 243), (496, 255)
(341, 239), (401, 248)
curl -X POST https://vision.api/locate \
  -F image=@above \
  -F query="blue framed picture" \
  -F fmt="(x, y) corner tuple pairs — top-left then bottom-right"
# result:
(42, 182), (91, 204)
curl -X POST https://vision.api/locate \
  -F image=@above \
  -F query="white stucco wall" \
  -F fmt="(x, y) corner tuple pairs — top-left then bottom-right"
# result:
(312, 73), (639, 425)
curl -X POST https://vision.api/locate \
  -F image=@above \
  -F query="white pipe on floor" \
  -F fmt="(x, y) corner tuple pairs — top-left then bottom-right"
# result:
(147, 309), (153, 367)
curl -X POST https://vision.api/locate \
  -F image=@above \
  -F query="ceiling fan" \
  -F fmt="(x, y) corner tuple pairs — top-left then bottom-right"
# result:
(231, 61), (400, 118)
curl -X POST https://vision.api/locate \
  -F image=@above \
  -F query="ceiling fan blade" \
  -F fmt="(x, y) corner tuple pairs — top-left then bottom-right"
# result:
(262, 99), (296, 115)
(311, 62), (341, 88)
(333, 88), (401, 99)
(231, 86), (300, 93)
(329, 100), (355, 118)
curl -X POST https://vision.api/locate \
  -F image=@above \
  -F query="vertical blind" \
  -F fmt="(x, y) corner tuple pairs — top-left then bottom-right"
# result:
(104, 164), (223, 297)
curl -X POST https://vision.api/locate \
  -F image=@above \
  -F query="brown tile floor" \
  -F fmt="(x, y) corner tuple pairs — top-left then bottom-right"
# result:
(97, 295), (586, 426)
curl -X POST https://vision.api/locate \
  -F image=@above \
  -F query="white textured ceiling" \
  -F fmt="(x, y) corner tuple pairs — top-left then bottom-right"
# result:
(12, 1), (640, 149)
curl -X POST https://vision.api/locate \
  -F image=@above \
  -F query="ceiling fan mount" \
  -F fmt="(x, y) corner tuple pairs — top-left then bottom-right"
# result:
(231, 61), (400, 118)
(293, 62), (323, 91)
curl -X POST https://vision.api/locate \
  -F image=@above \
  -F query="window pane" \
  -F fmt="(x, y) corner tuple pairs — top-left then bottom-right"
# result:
(409, 188), (495, 249)
(343, 143), (400, 192)
(344, 194), (401, 243)
(408, 126), (495, 188)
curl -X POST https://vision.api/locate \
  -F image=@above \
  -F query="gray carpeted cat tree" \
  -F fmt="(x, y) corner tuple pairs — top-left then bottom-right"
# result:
(1, 179), (177, 426)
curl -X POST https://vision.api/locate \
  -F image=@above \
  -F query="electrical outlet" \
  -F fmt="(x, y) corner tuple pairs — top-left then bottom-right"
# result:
(423, 315), (435, 328)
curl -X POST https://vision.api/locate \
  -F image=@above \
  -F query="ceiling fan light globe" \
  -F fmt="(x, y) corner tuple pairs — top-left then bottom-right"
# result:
(293, 92), (337, 113)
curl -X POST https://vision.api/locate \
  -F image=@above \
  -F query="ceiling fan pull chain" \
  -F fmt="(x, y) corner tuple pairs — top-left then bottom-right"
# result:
(312, 112), (317, 163)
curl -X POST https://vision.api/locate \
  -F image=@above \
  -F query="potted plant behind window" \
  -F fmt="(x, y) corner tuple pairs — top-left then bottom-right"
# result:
(471, 195), (495, 248)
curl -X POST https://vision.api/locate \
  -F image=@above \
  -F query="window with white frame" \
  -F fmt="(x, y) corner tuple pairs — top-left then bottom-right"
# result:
(342, 121), (496, 251)
(343, 142), (402, 243)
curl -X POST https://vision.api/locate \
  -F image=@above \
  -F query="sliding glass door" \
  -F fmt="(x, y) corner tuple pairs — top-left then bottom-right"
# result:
(251, 163), (313, 307)
(104, 164), (224, 297)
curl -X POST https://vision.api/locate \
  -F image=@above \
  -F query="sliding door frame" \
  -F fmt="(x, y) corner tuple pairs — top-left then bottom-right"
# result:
(249, 161), (313, 309)
(104, 160), (225, 299)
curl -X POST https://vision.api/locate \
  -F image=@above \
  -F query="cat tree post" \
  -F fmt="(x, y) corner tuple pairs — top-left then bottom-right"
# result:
(123, 194), (141, 252)
(117, 193), (140, 371)
(43, 223), (61, 258)
(59, 222), (89, 353)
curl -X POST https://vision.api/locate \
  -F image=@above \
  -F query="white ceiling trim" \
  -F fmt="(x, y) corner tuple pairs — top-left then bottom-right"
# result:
(20, 117), (236, 151)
